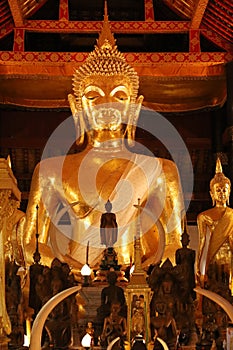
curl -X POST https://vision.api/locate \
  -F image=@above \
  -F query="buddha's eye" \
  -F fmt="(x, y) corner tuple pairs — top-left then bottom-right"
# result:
(84, 92), (101, 101)
(114, 91), (129, 101)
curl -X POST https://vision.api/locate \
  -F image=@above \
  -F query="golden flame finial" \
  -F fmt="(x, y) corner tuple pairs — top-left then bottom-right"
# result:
(97, 1), (115, 49)
(215, 157), (223, 174)
(7, 155), (12, 168)
(97, 0), (115, 49)
(210, 157), (231, 191)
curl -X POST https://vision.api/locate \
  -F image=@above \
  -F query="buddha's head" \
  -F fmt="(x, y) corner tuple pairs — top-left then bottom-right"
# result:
(106, 270), (118, 285)
(181, 231), (190, 247)
(110, 302), (121, 315)
(210, 158), (231, 206)
(105, 199), (112, 212)
(69, 6), (143, 146)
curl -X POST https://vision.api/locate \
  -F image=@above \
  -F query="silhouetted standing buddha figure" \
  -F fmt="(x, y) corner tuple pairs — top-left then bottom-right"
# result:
(100, 200), (118, 248)
(175, 230), (196, 300)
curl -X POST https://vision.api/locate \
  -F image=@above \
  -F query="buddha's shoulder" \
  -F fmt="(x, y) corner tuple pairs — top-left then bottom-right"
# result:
(33, 153), (85, 174)
(199, 206), (233, 217)
(157, 157), (180, 180)
(197, 208), (214, 220)
(197, 207), (231, 222)
(158, 157), (178, 170)
(32, 155), (63, 176)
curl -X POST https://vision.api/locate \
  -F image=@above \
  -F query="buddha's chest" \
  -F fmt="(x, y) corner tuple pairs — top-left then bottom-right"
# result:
(59, 156), (158, 210)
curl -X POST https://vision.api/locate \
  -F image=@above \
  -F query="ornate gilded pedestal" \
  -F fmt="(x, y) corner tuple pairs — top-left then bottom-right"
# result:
(124, 200), (153, 346)
(93, 247), (128, 283)
(0, 156), (23, 349)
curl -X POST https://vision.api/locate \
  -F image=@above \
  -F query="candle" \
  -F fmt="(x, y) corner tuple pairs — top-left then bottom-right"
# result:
(86, 241), (89, 264)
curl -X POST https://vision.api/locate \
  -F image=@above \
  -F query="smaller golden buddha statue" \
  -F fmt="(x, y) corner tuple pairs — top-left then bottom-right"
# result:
(197, 158), (233, 289)
(100, 302), (127, 348)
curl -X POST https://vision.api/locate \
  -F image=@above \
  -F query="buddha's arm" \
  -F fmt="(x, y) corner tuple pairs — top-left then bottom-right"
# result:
(161, 159), (184, 238)
(24, 163), (55, 246)
(122, 317), (127, 335)
(175, 249), (181, 265)
(100, 288), (107, 305)
(14, 212), (26, 266)
(101, 317), (109, 339)
(113, 213), (118, 228)
(197, 213), (209, 274)
(100, 214), (106, 228)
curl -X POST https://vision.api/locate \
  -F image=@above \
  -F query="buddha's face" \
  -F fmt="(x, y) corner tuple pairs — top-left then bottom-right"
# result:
(81, 74), (133, 134)
(111, 303), (121, 315)
(211, 182), (230, 205)
(181, 234), (189, 247)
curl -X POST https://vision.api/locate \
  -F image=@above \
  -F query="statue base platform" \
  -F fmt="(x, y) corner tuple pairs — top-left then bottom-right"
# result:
(68, 344), (198, 350)
(0, 345), (8, 350)
(0, 336), (10, 350)
(93, 269), (128, 283)
(93, 247), (128, 283)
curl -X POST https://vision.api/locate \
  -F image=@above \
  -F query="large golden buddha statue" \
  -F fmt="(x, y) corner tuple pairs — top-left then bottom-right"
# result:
(24, 9), (185, 269)
(197, 158), (233, 288)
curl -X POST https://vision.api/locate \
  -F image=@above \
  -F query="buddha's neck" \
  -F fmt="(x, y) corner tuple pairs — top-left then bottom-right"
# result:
(92, 138), (125, 151)
(89, 130), (126, 152)
(215, 203), (227, 208)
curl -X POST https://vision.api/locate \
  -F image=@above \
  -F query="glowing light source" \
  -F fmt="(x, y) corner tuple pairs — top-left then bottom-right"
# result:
(81, 264), (91, 276)
(81, 333), (92, 348)
(23, 334), (30, 347)
(130, 264), (135, 275)
(23, 317), (31, 346)
(81, 263), (91, 286)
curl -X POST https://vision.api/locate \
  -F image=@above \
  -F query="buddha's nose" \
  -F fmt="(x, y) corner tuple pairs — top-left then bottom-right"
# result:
(102, 96), (115, 104)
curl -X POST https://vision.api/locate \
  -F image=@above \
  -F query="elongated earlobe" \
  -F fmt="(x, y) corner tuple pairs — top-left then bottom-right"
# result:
(126, 124), (136, 147)
(210, 191), (215, 206)
(74, 111), (86, 146)
(68, 94), (86, 146)
(126, 95), (144, 147)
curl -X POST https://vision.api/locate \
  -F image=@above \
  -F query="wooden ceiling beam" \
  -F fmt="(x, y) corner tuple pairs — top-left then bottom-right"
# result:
(24, 20), (190, 33)
(201, 28), (233, 52)
(190, 0), (209, 29)
(209, 2), (233, 23)
(7, 0), (24, 27)
(22, 0), (49, 19)
(207, 6), (232, 27)
(203, 15), (232, 42)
